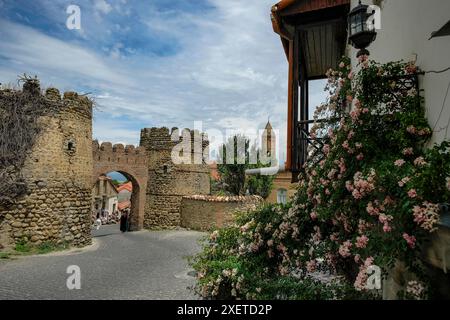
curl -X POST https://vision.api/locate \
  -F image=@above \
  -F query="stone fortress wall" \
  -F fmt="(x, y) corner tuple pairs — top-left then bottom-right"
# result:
(0, 84), (93, 248)
(0, 81), (224, 249)
(92, 141), (148, 230)
(140, 127), (211, 229)
(180, 195), (263, 231)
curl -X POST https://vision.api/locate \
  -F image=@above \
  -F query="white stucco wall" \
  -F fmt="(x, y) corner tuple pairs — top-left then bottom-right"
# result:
(349, 0), (450, 144)
(107, 196), (118, 213)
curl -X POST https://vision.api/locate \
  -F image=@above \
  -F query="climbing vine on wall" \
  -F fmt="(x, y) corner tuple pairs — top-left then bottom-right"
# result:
(190, 56), (450, 300)
(0, 76), (52, 207)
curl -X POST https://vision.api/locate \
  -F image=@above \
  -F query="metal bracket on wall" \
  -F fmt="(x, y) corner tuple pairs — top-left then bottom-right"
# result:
(429, 20), (450, 40)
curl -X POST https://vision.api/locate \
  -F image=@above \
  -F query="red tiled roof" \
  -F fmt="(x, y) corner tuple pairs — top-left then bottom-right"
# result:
(117, 181), (132, 193)
(96, 175), (118, 193)
(183, 195), (263, 203)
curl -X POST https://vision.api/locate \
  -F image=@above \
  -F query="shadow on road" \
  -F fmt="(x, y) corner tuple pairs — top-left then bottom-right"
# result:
(91, 224), (123, 238)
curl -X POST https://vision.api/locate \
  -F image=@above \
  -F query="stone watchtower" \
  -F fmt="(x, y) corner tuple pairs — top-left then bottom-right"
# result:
(0, 82), (93, 248)
(140, 127), (210, 229)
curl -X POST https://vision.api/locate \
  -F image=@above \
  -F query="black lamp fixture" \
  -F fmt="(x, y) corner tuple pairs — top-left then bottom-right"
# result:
(348, 0), (377, 57)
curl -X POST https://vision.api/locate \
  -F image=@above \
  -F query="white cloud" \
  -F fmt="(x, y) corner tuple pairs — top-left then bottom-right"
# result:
(93, 117), (140, 146)
(109, 42), (124, 59)
(94, 0), (112, 15)
(0, 19), (132, 89)
(0, 1), (330, 165)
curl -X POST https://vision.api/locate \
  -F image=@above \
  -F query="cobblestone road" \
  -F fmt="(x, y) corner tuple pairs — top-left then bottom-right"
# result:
(0, 225), (205, 300)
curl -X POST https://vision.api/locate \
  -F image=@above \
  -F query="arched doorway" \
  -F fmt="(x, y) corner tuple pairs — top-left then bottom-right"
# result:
(92, 141), (148, 231)
(92, 171), (142, 231)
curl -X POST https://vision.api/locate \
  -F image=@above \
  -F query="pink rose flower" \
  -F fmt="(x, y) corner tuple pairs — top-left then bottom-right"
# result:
(306, 260), (316, 273)
(358, 54), (369, 63)
(398, 176), (411, 187)
(413, 202), (440, 232)
(356, 235), (369, 249)
(330, 233), (339, 242)
(342, 140), (350, 150)
(339, 240), (352, 258)
(352, 189), (362, 200)
(394, 159), (406, 167)
(407, 126), (417, 134)
(346, 181), (354, 192)
(403, 148), (414, 156)
(364, 257), (374, 267)
(408, 189), (418, 198)
(414, 157), (427, 166)
(350, 110), (360, 122)
(403, 233), (416, 249)
(366, 202), (379, 216)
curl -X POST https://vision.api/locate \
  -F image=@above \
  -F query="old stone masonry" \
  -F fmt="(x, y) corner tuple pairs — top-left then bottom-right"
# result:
(0, 81), (210, 249)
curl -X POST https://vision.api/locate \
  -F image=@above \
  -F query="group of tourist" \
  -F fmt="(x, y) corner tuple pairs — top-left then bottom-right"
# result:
(92, 208), (131, 233)
(95, 208), (120, 224)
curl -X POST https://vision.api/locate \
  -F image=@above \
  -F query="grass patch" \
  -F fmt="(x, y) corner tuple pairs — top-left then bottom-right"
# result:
(14, 240), (31, 253)
(36, 241), (70, 255)
(10, 239), (71, 256)
(0, 252), (11, 259)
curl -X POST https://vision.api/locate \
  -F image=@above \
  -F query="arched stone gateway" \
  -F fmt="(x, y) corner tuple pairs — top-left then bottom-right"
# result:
(0, 81), (210, 249)
(92, 141), (148, 231)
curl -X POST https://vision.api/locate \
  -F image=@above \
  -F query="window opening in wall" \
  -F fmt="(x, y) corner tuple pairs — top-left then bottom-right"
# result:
(277, 188), (287, 205)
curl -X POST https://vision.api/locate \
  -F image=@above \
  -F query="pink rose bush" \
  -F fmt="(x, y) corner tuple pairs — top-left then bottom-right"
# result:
(191, 58), (449, 300)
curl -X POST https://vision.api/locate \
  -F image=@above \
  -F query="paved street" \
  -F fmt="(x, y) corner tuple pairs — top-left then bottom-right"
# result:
(0, 225), (205, 300)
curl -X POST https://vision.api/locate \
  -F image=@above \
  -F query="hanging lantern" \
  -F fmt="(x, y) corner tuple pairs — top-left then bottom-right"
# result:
(348, 0), (377, 57)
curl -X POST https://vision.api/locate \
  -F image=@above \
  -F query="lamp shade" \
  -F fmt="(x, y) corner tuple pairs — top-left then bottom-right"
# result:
(348, 1), (377, 54)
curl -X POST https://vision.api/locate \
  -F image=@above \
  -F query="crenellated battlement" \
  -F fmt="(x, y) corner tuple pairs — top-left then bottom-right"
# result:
(0, 82), (93, 120)
(48, 89), (92, 119)
(92, 140), (147, 166)
(1, 77), (211, 243)
(140, 126), (209, 151)
(140, 125), (211, 229)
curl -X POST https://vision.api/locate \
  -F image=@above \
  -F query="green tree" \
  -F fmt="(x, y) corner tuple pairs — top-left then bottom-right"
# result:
(217, 135), (274, 198)
(111, 179), (123, 186)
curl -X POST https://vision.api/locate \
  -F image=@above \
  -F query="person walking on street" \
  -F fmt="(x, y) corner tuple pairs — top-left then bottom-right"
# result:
(120, 210), (128, 233)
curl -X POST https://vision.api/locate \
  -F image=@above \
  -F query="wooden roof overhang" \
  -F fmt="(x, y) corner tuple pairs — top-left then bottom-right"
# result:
(271, 0), (350, 180)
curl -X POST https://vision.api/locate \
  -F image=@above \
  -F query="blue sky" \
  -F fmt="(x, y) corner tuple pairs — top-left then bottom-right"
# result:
(0, 0), (327, 163)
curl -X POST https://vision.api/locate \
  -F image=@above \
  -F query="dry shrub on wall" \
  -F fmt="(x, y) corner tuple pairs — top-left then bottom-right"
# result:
(0, 76), (54, 207)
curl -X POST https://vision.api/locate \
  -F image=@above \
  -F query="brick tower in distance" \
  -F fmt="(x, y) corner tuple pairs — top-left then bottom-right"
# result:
(140, 127), (210, 229)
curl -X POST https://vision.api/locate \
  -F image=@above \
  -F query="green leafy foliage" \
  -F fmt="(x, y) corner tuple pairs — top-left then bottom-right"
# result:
(216, 135), (274, 198)
(191, 57), (450, 300)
